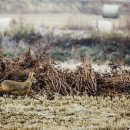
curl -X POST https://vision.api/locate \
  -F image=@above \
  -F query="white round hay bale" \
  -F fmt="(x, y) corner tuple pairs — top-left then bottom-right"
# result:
(93, 20), (113, 32)
(0, 18), (12, 30)
(102, 4), (120, 18)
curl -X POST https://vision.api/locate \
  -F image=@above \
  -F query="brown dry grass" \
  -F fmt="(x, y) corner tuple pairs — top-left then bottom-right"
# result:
(0, 95), (129, 130)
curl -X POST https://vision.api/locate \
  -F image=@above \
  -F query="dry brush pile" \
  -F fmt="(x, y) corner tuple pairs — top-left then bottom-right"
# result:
(0, 50), (130, 98)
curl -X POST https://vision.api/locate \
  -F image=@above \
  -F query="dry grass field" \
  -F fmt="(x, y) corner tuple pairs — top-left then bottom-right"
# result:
(0, 95), (129, 130)
(0, 13), (125, 29)
(0, 13), (123, 29)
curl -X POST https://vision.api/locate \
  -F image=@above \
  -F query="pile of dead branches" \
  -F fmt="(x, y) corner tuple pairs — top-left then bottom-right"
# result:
(96, 70), (130, 97)
(0, 50), (130, 97)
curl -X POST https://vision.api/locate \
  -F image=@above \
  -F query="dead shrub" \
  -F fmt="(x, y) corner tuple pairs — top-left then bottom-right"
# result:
(0, 49), (130, 98)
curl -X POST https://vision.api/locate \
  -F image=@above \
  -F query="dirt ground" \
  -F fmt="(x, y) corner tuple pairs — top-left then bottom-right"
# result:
(0, 95), (129, 130)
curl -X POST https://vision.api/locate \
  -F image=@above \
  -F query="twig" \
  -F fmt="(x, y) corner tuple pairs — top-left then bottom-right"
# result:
(0, 73), (9, 82)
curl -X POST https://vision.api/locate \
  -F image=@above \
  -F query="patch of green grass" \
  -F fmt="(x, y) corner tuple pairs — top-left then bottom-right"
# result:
(4, 52), (14, 58)
(50, 50), (71, 61)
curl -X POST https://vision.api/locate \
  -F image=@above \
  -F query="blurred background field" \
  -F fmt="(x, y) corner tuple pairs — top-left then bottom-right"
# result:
(0, 0), (130, 65)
